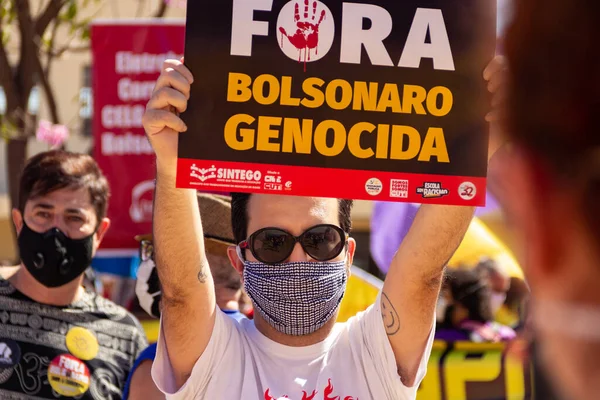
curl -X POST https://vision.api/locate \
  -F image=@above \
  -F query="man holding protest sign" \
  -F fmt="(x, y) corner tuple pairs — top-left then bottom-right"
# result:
(142, 1), (503, 399)
(141, 59), (504, 400)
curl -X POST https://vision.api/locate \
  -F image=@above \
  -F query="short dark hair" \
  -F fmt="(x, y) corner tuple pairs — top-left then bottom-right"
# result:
(231, 193), (353, 243)
(446, 268), (493, 323)
(19, 150), (110, 221)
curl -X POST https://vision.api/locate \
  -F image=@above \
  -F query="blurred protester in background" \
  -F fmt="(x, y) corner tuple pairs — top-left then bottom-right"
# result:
(476, 258), (511, 314)
(0, 150), (147, 399)
(503, 273), (529, 330)
(476, 257), (529, 328)
(124, 193), (249, 400)
(499, 0), (600, 398)
(435, 268), (516, 343)
(82, 266), (103, 294)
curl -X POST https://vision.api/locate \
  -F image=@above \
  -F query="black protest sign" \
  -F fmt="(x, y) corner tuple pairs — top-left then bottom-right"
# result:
(176, 0), (496, 205)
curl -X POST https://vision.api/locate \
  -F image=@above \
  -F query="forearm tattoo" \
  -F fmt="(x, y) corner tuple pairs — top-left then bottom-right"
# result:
(197, 267), (208, 283)
(381, 292), (401, 336)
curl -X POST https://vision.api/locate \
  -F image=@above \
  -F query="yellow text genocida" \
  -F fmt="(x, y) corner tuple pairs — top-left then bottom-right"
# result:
(224, 72), (453, 162)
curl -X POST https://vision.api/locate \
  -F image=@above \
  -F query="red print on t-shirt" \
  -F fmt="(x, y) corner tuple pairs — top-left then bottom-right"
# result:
(264, 379), (357, 400)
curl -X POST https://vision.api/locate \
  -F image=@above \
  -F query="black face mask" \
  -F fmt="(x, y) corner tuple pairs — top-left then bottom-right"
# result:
(18, 222), (95, 288)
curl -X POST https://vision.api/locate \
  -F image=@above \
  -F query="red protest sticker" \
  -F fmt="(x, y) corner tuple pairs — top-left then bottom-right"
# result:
(47, 354), (90, 397)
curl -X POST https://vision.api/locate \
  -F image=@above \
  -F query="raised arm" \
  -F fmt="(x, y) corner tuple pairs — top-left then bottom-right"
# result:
(143, 60), (216, 387)
(381, 56), (507, 386)
(381, 204), (474, 385)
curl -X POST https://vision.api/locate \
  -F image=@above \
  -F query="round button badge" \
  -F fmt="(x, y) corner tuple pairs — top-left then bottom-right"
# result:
(66, 327), (99, 361)
(458, 181), (477, 201)
(48, 354), (90, 397)
(0, 339), (21, 368)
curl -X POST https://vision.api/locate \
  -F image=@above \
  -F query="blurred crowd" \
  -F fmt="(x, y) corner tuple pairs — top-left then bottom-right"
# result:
(435, 259), (524, 343)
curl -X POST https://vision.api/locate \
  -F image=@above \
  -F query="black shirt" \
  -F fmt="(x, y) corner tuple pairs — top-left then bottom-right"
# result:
(0, 278), (147, 399)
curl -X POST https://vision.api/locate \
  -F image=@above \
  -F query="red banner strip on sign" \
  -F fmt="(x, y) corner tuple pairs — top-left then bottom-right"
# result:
(176, 158), (486, 206)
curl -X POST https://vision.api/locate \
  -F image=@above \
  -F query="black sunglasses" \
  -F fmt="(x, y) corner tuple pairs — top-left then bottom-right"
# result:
(239, 224), (348, 264)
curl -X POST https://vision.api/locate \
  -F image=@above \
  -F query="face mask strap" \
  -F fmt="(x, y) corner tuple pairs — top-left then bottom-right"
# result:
(236, 245), (246, 263)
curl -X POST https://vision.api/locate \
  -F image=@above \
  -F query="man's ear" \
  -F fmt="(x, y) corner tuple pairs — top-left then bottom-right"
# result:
(93, 218), (111, 248)
(227, 245), (244, 276)
(12, 209), (23, 235)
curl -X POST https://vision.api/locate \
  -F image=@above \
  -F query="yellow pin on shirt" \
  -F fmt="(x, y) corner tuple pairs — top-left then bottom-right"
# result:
(65, 327), (99, 361)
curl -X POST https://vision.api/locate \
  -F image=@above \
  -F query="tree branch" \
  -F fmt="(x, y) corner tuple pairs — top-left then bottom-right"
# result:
(33, 48), (60, 124)
(14, 0), (37, 129)
(37, 18), (61, 124)
(0, 23), (19, 114)
(49, 43), (90, 58)
(153, 1), (168, 18)
(43, 19), (60, 76)
(34, 0), (67, 38)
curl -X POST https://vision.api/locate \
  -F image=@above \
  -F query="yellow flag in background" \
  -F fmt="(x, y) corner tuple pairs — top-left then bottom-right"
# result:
(337, 266), (383, 322)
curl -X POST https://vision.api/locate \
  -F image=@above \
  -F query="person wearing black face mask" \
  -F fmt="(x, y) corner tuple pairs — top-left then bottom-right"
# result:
(0, 150), (147, 399)
(18, 223), (96, 288)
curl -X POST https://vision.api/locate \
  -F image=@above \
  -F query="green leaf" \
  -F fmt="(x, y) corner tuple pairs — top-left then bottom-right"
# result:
(66, 1), (78, 20)
(1, 30), (10, 46)
(0, 119), (18, 141)
(7, 7), (16, 25)
(1, 0), (16, 24)
(80, 25), (90, 41)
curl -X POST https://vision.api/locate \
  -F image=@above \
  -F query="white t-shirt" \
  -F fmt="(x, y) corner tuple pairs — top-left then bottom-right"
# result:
(152, 293), (435, 400)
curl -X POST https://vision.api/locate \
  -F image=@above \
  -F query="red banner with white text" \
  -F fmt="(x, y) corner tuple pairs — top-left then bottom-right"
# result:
(91, 21), (184, 250)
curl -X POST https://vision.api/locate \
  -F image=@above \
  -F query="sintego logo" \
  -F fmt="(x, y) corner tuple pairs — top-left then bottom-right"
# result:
(230, 0), (455, 71)
(276, 0), (335, 64)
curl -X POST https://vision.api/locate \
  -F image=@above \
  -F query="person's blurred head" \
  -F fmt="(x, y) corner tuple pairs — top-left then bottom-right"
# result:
(476, 258), (511, 313)
(477, 258), (510, 292)
(135, 193), (244, 318)
(12, 150), (110, 289)
(444, 268), (494, 327)
(207, 251), (243, 311)
(503, 0), (600, 398)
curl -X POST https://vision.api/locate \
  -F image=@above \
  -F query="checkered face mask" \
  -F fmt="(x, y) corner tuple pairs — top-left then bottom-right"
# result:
(243, 259), (348, 336)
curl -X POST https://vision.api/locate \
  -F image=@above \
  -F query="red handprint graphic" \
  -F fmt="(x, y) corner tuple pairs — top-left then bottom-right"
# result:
(279, 0), (327, 71)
